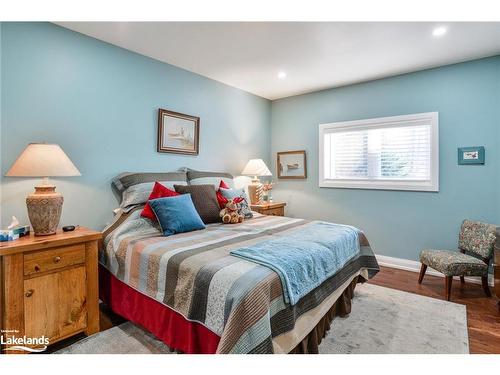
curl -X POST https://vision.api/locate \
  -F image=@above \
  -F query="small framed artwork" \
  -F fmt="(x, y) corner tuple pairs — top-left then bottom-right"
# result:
(458, 146), (485, 165)
(277, 150), (307, 179)
(157, 108), (200, 155)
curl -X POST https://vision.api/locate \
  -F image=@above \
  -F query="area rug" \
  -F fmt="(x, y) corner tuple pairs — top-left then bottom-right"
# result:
(319, 283), (469, 354)
(56, 283), (469, 354)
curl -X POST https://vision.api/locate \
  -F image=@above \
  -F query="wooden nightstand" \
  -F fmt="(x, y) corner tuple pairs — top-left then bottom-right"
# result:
(0, 227), (101, 353)
(250, 202), (286, 216)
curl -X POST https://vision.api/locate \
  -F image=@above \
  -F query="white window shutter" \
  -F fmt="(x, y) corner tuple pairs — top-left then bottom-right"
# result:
(319, 112), (439, 191)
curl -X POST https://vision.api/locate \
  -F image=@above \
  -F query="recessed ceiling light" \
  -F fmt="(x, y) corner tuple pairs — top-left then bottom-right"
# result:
(277, 71), (287, 79)
(432, 26), (447, 37)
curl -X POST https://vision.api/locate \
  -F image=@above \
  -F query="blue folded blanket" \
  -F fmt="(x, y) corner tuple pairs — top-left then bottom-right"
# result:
(230, 222), (360, 305)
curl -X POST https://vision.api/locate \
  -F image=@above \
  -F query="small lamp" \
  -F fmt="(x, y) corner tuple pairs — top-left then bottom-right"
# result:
(6, 143), (81, 236)
(241, 159), (272, 204)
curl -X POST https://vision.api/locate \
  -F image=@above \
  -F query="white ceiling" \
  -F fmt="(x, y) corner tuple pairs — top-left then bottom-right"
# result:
(56, 22), (500, 100)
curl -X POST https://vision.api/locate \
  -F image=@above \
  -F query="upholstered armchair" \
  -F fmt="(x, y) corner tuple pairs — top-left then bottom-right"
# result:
(418, 220), (497, 301)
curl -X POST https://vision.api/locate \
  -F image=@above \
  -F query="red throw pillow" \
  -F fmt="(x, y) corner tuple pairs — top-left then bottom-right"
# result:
(141, 182), (180, 221)
(216, 191), (228, 209)
(216, 180), (230, 208)
(219, 179), (230, 189)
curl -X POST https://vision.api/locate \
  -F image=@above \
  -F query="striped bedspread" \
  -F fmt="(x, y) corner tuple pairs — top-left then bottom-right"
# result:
(101, 210), (379, 353)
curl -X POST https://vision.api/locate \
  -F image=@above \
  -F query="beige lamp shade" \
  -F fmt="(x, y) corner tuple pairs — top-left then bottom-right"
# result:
(241, 159), (272, 177)
(5, 143), (80, 236)
(6, 143), (81, 177)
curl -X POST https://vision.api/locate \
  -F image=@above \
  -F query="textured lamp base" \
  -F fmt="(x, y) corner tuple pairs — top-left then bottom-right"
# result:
(248, 180), (263, 205)
(26, 185), (63, 236)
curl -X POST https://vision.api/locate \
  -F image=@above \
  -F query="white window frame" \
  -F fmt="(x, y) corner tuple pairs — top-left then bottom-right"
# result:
(319, 112), (439, 192)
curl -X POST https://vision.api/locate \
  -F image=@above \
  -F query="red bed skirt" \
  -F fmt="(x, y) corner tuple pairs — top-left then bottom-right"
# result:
(99, 265), (221, 354)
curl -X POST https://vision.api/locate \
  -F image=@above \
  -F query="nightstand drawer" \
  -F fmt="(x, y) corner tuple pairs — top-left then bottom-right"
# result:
(264, 207), (284, 216)
(250, 202), (286, 217)
(24, 244), (86, 277)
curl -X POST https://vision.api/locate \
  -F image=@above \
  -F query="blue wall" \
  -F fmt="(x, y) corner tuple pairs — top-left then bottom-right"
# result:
(0, 22), (271, 229)
(1, 22), (499, 263)
(271, 56), (500, 261)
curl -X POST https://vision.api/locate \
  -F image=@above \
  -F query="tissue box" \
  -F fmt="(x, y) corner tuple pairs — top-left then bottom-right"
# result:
(0, 230), (18, 242)
(0, 225), (30, 242)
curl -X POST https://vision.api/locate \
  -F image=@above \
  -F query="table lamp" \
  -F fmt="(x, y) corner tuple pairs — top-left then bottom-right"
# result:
(5, 143), (81, 236)
(241, 159), (272, 204)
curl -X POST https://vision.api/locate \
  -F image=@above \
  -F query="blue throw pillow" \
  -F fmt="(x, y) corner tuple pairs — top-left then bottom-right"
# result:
(149, 194), (206, 236)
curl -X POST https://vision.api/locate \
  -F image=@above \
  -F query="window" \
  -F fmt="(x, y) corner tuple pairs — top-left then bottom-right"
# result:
(319, 112), (439, 191)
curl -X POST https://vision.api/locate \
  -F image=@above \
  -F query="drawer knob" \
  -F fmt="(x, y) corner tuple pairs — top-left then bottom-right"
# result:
(53, 256), (61, 263)
(25, 289), (34, 298)
(34, 265), (40, 272)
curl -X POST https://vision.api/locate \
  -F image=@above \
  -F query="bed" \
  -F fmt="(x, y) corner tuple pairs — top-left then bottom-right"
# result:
(99, 205), (379, 354)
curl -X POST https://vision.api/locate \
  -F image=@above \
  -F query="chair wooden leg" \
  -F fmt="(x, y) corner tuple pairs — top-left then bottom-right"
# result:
(418, 263), (427, 284)
(482, 276), (491, 297)
(445, 276), (452, 301)
(460, 276), (465, 284)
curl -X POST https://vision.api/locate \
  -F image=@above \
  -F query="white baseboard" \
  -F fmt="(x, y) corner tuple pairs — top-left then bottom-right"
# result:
(375, 254), (493, 287)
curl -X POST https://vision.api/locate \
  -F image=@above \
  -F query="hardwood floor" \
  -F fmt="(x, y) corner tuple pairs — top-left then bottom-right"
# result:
(368, 266), (500, 354)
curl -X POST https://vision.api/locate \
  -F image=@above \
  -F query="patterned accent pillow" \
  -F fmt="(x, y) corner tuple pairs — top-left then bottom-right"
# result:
(112, 172), (187, 211)
(141, 182), (180, 221)
(187, 169), (234, 189)
(174, 184), (221, 224)
(219, 187), (253, 219)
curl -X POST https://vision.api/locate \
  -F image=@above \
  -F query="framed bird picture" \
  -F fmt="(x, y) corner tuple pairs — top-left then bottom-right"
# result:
(277, 150), (307, 179)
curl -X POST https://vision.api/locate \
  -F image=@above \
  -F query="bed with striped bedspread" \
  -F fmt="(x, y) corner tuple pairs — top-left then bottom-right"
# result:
(101, 211), (379, 353)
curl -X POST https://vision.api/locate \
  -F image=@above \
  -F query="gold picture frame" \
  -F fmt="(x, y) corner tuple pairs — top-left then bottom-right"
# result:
(277, 150), (307, 179)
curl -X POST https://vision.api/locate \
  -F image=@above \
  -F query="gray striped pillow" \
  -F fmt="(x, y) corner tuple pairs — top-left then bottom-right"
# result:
(112, 172), (188, 210)
(187, 170), (234, 188)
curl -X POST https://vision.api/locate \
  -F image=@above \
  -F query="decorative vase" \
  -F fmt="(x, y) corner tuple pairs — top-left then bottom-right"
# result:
(26, 185), (63, 236)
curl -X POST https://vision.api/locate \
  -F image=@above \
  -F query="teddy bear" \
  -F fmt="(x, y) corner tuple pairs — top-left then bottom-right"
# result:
(220, 198), (244, 224)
